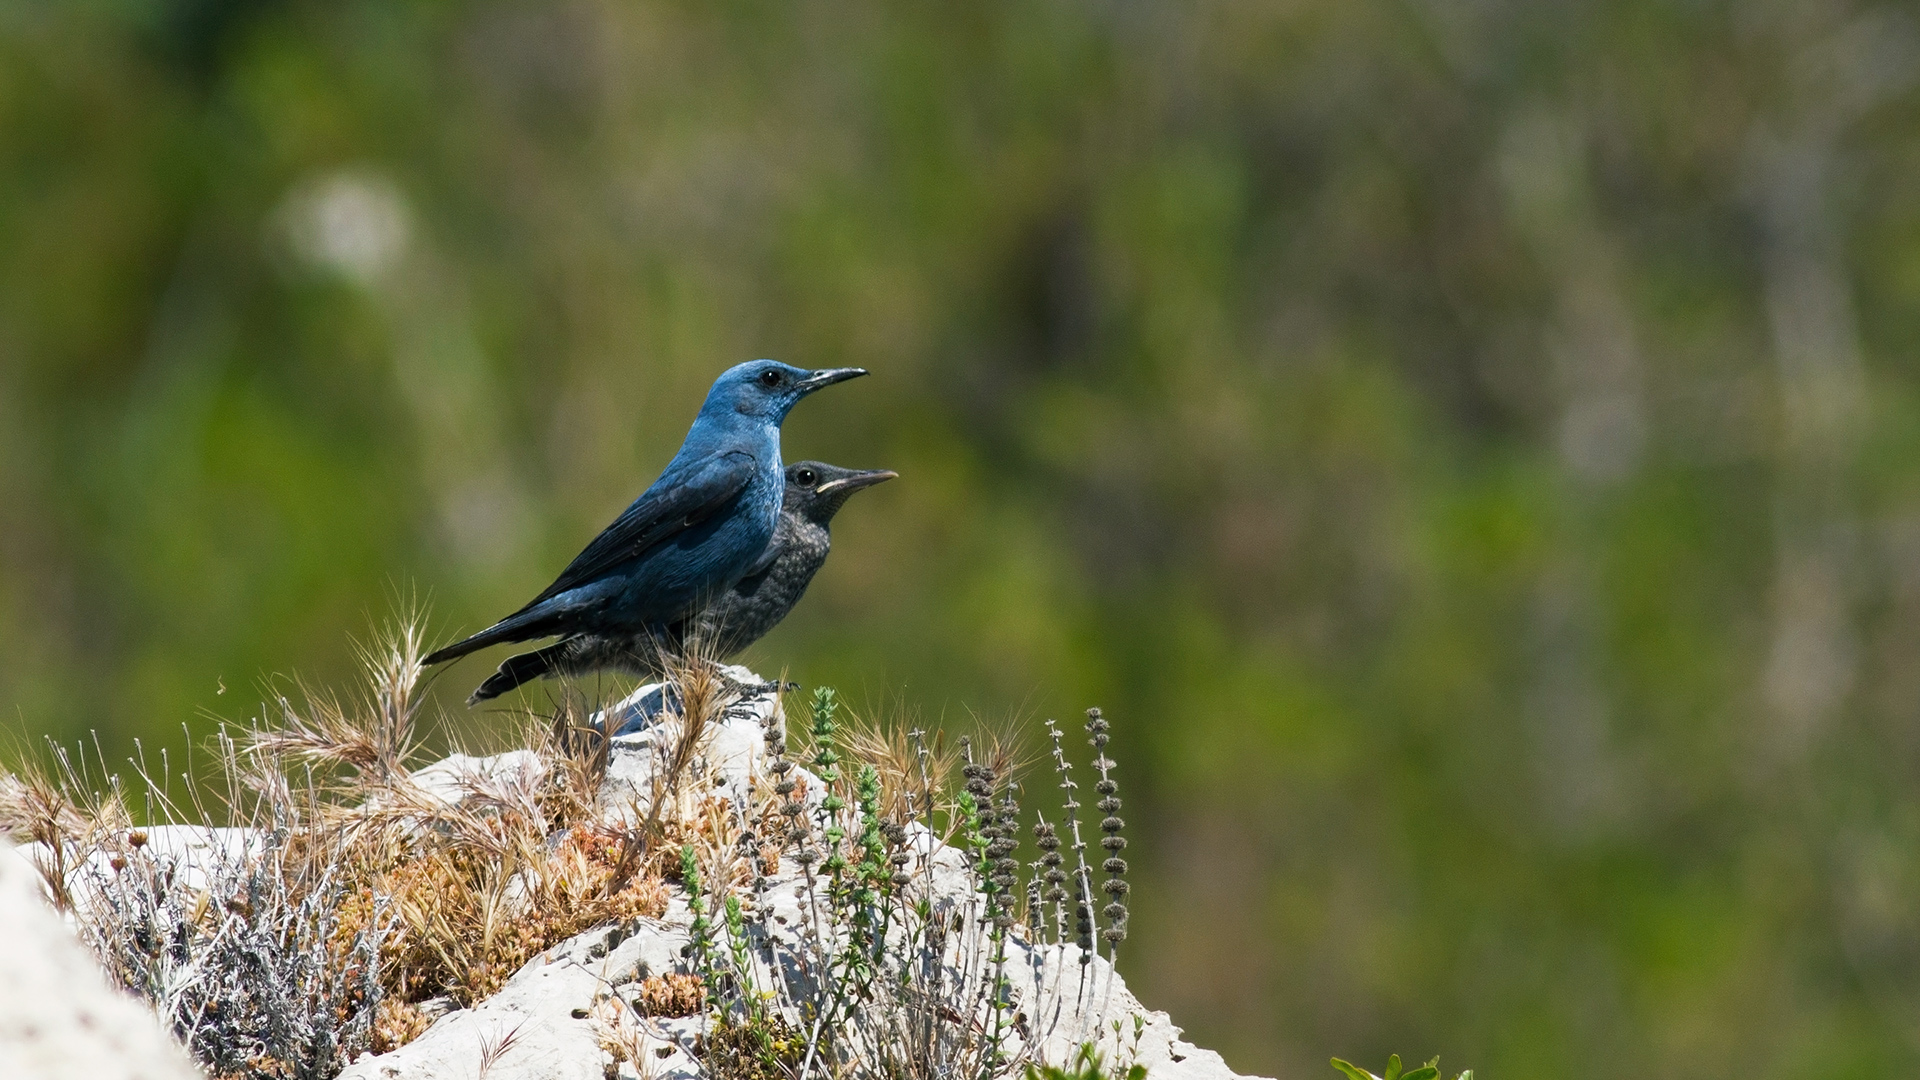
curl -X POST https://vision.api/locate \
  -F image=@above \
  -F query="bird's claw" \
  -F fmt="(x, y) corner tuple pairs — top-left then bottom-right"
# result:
(722, 677), (794, 699)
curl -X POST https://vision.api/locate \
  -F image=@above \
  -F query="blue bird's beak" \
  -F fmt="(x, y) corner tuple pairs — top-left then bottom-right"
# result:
(796, 367), (867, 393)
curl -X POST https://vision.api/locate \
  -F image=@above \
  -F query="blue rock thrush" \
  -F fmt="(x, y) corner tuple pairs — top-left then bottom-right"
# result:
(422, 360), (867, 702)
(465, 460), (896, 702)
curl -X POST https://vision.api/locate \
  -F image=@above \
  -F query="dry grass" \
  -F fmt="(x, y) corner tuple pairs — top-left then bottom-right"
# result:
(0, 615), (1141, 1080)
(376, 824), (670, 1005)
(0, 612), (720, 1076)
(638, 652), (727, 832)
(0, 755), (120, 911)
(827, 700), (1031, 830)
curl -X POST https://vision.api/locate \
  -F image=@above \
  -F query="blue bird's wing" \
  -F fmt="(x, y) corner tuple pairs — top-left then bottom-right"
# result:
(525, 448), (761, 609)
(421, 448), (765, 667)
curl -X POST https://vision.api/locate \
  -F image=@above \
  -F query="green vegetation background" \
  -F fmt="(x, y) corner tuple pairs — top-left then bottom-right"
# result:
(6, 1), (1920, 1076)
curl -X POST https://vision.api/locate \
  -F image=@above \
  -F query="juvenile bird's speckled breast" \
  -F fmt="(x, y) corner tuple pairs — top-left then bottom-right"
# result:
(691, 514), (832, 657)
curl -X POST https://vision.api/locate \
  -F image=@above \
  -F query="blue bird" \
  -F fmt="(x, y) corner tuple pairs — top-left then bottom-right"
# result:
(465, 460), (897, 703)
(422, 360), (867, 702)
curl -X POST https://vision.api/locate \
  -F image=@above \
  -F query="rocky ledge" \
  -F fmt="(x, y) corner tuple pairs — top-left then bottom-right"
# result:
(343, 674), (1270, 1080)
(3, 669), (1271, 1080)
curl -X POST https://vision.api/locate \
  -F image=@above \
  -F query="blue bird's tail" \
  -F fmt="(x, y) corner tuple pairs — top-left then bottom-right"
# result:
(421, 606), (564, 668)
(467, 642), (572, 704)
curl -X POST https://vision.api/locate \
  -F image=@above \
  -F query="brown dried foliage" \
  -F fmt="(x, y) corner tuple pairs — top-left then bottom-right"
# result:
(371, 999), (433, 1055)
(634, 972), (708, 1018)
(379, 825), (669, 1005)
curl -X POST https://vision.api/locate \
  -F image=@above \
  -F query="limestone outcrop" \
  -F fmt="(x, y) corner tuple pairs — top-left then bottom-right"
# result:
(8, 670), (1271, 1080)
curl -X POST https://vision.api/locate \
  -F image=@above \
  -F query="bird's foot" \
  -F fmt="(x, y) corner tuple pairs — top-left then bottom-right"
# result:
(719, 674), (798, 699)
(716, 677), (794, 723)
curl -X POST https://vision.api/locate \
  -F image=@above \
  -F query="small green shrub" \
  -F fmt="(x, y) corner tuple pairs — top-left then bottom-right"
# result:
(687, 690), (1142, 1080)
(1024, 1043), (1146, 1080)
(1331, 1053), (1473, 1080)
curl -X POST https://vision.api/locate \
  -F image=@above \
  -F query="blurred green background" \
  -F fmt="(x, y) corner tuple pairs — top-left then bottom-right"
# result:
(8, 0), (1920, 1075)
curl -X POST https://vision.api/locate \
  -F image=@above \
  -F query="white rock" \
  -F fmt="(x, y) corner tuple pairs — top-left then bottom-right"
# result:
(338, 914), (701, 1080)
(409, 750), (546, 808)
(0, 837), (201, 1080)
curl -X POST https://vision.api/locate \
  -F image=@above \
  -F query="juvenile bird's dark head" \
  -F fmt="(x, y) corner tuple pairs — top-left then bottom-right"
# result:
(707, 360), (867, 422)
(784, 461), (897, 526)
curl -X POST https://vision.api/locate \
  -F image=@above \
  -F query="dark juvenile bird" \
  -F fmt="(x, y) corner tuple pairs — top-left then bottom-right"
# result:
(467, 460), (896, 702)
(423, 360), (867, 701)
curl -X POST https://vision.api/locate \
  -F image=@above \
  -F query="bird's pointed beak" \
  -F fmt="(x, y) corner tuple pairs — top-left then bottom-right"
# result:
(796, 367), (868, 393)
(815, 469), (897, 496)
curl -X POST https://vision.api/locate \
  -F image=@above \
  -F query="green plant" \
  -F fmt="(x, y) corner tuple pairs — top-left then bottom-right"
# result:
(702, 1013), (809, 1080)
(688, 689), (1142, 1080)
(1331, 1054), (1473, 1080)
(1023, 1043), (1146, 1080)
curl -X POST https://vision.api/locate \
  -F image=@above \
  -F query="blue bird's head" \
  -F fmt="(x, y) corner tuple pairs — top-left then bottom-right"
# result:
(704, 360), (868, 423)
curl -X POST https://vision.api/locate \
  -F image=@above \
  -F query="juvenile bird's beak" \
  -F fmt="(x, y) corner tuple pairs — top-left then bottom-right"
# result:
(815, 469), (897, 496)
(796, 367), (868, 393)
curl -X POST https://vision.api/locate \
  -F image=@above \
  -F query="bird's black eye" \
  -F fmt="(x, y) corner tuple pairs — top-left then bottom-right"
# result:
(795, 468), (817, 486)
(759, 369), (783, 388)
